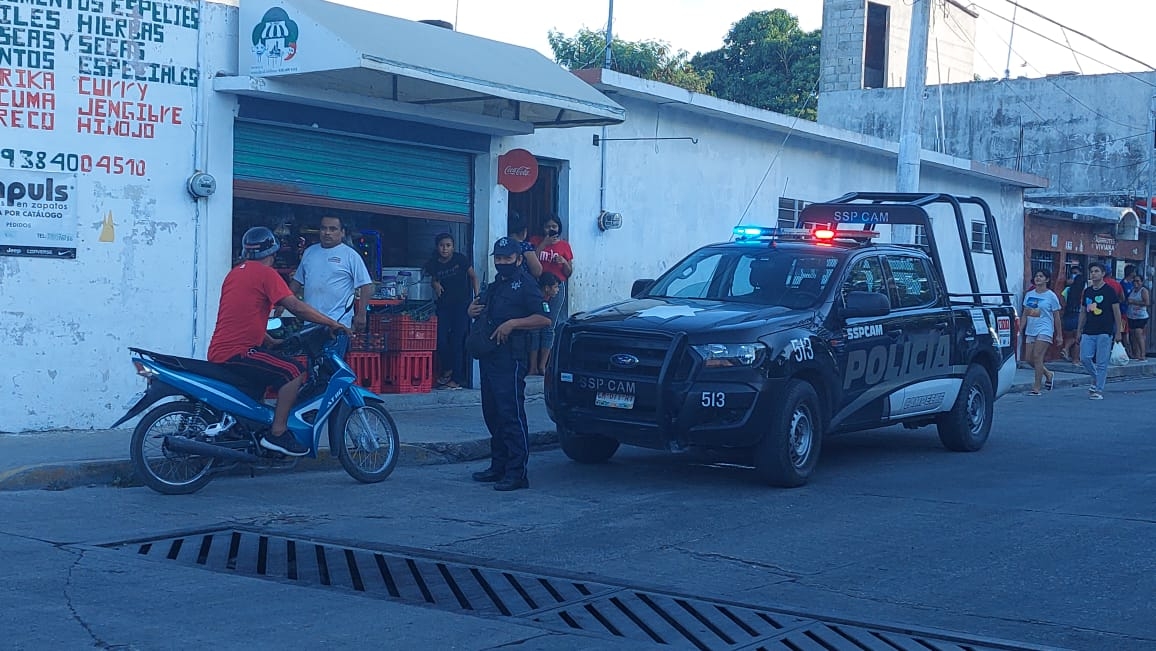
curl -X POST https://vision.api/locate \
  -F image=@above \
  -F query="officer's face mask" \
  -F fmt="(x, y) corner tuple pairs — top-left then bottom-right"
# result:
(495, 262), (519, 278)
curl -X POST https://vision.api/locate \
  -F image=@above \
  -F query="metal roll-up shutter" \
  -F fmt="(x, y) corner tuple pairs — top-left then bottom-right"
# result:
(233, 121), (472, 222)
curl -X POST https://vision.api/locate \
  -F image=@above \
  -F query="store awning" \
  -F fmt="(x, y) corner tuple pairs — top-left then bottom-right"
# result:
(1025, 202), (1143, 239)
(215, 0), (625, 136)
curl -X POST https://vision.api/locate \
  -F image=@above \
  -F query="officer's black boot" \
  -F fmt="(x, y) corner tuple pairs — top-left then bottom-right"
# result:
(472, 468), (502, 482)
(494, 476), (529, 491)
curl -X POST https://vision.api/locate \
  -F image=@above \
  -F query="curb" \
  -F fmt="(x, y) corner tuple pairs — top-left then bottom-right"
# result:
(1007, 359), (1156, 394)
(0, 430), (559, 493)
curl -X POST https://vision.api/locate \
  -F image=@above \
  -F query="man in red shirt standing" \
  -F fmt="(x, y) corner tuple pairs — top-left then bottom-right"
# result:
(208, 227), (347, 456)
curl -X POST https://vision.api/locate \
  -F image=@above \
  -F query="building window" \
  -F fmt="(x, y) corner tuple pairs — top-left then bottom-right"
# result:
(777, 197), (812, 229)
(971, 221), (992, 253)
(914, 226), (929, 248)
(864, 3), (889, 89)
(1029, 250), (1056, 279)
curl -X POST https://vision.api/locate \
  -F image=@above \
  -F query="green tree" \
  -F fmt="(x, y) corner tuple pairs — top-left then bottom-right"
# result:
(692, 10), (820, 119)
(548, 27), (712, 94)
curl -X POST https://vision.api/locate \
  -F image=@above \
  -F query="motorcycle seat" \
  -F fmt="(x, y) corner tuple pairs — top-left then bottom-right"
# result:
(129, 348), (266, 400)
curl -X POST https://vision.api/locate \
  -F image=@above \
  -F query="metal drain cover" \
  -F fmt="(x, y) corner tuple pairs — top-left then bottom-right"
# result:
(100, 528), (1052, 651)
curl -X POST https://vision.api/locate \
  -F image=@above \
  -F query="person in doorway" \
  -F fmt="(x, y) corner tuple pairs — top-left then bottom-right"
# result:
(1019, 269), (1061, 395)
(209, 227), (348, 456)
(1076, 262), (1123, 400)
(529, 215), (574, 374)
(1126, 271), (1149, 360)
(290, 216), (374, 331)
(468, 237), (551, 491)
(1059, 267), (1084, 362)
(424, 233), (479, 390)
(528, 272), (561, 376)
(507, 212), (542, 278)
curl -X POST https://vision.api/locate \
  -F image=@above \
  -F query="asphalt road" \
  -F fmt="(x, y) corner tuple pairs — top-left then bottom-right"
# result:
(3, 377), (1154, 650)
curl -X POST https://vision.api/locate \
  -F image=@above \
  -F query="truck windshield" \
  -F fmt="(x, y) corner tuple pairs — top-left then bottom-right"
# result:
(647, 248), (843, 308)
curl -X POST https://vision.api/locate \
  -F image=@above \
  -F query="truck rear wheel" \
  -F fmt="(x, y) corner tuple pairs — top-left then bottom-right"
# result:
(936, 364), (993, 452)
(560, 429), (620, 464)
(753, 380), (823, 487)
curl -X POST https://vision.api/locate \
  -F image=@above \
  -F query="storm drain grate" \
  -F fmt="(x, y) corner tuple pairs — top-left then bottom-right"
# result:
(102, 528), (1045, 651)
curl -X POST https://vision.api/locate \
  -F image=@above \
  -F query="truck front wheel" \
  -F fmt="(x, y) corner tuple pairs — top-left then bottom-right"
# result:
(936, 364), (993, 452)
(753, 380), (823, 487)
(560, 429), (620, 464)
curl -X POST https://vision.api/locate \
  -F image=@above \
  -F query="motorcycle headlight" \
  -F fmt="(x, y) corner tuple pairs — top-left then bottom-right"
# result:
(691, 343), (766, 368)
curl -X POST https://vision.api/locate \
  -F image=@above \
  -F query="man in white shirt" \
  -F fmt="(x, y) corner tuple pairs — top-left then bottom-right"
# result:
(291, 216), (374, 330)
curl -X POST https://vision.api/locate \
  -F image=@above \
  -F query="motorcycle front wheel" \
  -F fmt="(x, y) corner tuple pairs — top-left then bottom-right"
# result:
(335, 403), (399, 483)
(130, 400), (217, 495)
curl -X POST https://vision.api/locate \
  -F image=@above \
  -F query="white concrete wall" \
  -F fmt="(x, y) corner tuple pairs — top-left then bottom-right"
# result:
(0, 0), (238, 431)
(818, 72), (1156, 198)
(501, 93), (1023, 315)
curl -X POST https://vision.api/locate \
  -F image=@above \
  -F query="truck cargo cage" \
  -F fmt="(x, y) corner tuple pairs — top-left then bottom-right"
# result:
(797, 193), (1012, 306)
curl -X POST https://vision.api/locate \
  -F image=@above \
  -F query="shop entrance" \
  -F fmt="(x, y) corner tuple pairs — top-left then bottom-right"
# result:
(231, 120), (475, 293)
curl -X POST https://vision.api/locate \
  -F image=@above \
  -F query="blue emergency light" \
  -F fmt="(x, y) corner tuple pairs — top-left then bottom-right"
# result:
(732, 225), (880, 243)
(732, 226), (811, 240)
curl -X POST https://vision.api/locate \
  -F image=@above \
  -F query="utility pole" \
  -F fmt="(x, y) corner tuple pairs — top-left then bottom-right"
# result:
(604, 0), (614, 69)
(895, 0), (933, 243)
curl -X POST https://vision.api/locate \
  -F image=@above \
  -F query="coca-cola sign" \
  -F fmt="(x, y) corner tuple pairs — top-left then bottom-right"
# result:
(497, 149), (539, 193)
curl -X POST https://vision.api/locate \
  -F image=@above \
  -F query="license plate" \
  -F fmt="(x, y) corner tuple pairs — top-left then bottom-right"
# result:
(595, 392), (635, 409)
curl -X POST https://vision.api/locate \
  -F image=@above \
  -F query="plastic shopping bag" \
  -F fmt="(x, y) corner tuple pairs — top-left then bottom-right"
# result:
(1110, 341), (1130, 366)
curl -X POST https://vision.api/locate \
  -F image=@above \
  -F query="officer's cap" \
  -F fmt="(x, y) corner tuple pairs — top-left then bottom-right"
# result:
(491, 237), (521, 256)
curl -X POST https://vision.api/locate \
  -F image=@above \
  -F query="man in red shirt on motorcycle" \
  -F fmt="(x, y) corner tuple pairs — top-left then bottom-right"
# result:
(207, 227), (348, 457)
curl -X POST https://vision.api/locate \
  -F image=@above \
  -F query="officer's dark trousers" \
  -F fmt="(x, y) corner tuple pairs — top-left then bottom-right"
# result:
(480, 352), (529, 480)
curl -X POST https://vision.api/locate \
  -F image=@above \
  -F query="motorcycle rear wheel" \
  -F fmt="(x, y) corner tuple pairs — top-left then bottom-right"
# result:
(336, 403), (399, 483)
(130, 400), (217, 495)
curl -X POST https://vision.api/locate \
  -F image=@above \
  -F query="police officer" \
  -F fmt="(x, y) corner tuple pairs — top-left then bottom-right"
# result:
(469, 237), (551, 491)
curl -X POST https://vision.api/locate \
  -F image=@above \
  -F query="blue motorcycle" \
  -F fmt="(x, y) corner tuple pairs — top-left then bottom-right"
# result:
(113, 322), (399, 494)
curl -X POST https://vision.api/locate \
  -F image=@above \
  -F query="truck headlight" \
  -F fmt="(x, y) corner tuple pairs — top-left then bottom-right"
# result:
(691, 343), (766, 368)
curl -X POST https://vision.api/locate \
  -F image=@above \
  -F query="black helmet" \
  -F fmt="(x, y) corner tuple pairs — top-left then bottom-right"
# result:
(241, 226), (280, 260)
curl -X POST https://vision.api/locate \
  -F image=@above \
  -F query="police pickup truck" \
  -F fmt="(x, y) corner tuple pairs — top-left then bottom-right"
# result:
(545, 193), (1019, 487)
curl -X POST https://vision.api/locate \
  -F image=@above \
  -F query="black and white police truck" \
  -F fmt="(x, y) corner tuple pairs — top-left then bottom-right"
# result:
(545, 193), (1019, 486)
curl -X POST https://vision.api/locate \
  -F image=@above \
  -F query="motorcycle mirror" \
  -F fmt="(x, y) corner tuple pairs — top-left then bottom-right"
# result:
(266, 317), (283, 331)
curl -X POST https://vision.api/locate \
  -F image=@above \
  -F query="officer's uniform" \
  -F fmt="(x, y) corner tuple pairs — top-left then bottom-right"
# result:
(477, 238), (548, 489)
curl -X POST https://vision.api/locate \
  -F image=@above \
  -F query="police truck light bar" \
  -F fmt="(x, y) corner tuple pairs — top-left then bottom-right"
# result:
(733, 225), (880, 242)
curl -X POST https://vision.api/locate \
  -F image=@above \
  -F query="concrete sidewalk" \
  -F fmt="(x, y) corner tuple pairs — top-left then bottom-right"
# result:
(2, 362), (1154, 492)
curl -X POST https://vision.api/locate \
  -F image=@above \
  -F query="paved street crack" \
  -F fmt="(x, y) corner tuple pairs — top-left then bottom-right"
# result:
(670, 546), (854, 579)
(480, 631), (560, 649)
(62, 548), (112, 649)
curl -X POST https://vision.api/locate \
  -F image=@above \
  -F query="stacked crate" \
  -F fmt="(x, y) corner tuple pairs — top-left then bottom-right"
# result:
(380, 314), (436, 393)
(343, 311), (436, 394)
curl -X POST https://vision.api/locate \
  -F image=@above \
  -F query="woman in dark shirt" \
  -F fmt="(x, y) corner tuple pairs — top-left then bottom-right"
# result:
(424, 233), (479, 389)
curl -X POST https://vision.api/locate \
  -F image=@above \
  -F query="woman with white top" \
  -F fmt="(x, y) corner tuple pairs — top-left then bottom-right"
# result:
(1127, 272), (1149, 360)
(1019, 269), (1062, 395)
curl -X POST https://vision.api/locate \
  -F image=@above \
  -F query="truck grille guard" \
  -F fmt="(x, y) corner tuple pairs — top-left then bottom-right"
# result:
(556, 323), (693, 434)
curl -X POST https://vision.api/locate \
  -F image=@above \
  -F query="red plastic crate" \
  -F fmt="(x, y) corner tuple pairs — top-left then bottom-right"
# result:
(381, 351), (433, 394)
(349, 332), (386, 352)
(386, 315), (438, 352)
(346, 352), (384, 393)
(367, 312), (391, 337)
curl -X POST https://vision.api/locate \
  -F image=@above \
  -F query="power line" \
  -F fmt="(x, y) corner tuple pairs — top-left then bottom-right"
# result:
(734, 73), (823, 227)
(936, 11), (1149, 171)
(975, 4), (1156, 88)
(999, 0), (1156, 73)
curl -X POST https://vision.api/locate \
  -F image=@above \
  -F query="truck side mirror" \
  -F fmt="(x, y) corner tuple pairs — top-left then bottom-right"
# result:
(843, 291), (891, 319)
(631, 279), (655, 298)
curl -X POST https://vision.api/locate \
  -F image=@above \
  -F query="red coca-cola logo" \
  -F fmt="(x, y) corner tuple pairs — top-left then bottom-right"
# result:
(497, 149), (539, 193)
